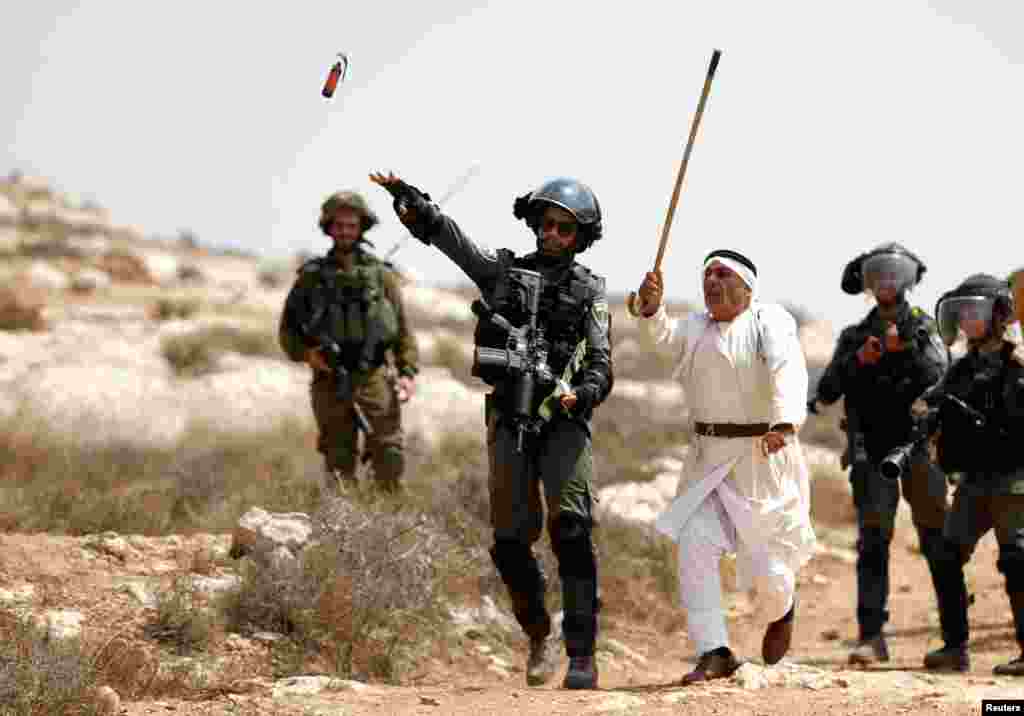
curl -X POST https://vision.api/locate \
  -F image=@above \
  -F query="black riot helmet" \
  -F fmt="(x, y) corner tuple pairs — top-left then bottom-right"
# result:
(841, 242), (927, 296)
(935, 273), (1014, 346)
(513, 177), (603, 253)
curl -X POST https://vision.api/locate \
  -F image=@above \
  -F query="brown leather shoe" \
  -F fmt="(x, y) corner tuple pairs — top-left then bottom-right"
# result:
(680, 648), (742, 685)
(762, 600), (796, 665)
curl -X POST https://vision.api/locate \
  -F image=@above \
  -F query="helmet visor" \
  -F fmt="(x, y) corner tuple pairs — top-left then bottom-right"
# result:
(861, 253), (918, 297)
(937, 295), (995, 345)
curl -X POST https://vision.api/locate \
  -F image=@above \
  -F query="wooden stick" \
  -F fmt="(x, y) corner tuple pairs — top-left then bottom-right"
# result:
(628, 49), (722, 315)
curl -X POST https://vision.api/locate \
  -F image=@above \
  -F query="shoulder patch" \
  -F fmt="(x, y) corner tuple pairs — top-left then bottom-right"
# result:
(590, 299), (610, 336)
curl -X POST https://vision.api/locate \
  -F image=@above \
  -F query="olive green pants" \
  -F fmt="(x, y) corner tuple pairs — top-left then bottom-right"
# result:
(485, 394), (595, 544)
(310, 365), (404, 490)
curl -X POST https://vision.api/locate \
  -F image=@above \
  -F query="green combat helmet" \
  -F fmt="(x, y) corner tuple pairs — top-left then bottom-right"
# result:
(318, 191), (379, 235)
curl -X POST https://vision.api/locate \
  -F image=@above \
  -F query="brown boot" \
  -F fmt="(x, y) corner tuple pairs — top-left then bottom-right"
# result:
(994, 654), (1024, 676)
(762, 599), (796, 665)
(848, 633), (890, 666)
(681, 647), (742, 685)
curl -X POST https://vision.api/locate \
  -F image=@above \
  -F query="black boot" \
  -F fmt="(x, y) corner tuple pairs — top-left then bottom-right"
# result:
(561, 575), (599, 690)
(490, 540), (558, 686)
(918, 528), (970, 671)
(851, 526), (891, 665)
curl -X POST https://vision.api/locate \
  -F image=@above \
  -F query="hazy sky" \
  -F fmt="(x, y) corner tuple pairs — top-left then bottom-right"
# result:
(3, 1), (1021, 329)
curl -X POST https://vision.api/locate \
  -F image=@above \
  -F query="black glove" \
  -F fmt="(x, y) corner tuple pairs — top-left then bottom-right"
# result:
(378, 179), (439, 244)
(572, 384), (599, 416)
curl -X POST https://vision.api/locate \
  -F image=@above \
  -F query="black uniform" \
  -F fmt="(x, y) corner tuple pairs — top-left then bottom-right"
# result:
(920, 274), (1024, 673)
(814, 275), (951, 644)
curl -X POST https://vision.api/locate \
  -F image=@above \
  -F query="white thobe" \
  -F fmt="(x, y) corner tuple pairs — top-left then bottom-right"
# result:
(639, 301), (817, 655)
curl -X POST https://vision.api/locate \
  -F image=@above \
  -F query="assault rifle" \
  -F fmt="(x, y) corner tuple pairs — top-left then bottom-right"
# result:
(300, 313), (373, 437)
(471, 268), (555, 453)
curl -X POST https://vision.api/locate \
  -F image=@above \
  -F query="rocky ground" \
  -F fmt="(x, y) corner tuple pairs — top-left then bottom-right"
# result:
(2, 487), (1022, 715)
(1, 213), (1020, 714)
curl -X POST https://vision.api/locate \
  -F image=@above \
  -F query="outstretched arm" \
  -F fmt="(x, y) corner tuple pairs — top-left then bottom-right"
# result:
(370, 171), (502, 289)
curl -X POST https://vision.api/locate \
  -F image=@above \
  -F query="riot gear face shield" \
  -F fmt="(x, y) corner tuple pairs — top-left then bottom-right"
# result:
(862, 252), (919, 304)
(937, 295), (995, 345)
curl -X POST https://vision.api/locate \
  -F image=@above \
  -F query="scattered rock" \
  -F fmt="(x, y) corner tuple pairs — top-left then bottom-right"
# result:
(24, 260), (70, 291)
(229, 507), (313, 562)
(93, 685), (120, 716)
(733, 663), (771, 690)
(43, 609), (84, 641)
(118, 580), (157, 608)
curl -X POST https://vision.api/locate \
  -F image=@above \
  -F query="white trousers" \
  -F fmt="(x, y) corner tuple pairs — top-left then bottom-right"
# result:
(676, 482), (796, 655)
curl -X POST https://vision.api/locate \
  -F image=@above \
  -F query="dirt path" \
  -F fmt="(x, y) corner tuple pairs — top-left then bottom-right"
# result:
(3, 489), (1024, 716)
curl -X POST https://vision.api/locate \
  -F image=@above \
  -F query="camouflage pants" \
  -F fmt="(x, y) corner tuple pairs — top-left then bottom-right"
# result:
(310, 365), (404, 491)
(485, 394), (595, 544)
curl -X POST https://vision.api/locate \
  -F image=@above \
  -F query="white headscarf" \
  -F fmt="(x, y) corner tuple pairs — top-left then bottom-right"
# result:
(703, 250), (758, 298)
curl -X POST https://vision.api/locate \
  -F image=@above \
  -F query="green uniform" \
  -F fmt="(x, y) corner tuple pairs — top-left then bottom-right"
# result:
(279, 246), (418, 491)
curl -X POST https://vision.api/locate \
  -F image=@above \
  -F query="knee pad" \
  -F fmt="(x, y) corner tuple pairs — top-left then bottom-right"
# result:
(552, 513), (596, 580)
(998, 544), (1024, 593)
(490, 539), (545, 595)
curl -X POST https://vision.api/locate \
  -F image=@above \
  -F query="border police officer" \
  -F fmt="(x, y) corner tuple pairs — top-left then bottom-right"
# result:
(370, 171), (613, 690)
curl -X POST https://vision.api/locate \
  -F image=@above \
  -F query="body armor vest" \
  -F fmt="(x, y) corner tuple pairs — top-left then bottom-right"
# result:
(937, 344), (1017, 475)
(473, 250), (598, 386)
(303, 254), (400, 372)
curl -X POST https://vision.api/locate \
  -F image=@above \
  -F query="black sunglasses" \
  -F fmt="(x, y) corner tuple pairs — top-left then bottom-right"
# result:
(540, 217), (577, 238)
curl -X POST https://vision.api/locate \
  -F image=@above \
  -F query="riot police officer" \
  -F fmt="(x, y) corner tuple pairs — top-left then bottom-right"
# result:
(279, 190), (419, 494)
(916, 274), (1024, 674)
(809, 242), (953, 666)
(370, 171), (613, 690)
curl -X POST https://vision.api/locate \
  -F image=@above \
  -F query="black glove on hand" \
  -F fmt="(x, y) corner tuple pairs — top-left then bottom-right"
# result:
(378, 179), (439, 244)
(573, 384), (599, 416)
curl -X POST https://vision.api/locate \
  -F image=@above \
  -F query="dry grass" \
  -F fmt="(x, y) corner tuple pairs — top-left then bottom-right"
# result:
(0, 608), (100, 716)
(144, 575), (217, 656)
(222, 495), (453, 682)
(150, 296), (200, 322)
(0, 415), (323, 535)
(160, 323), (285, 377)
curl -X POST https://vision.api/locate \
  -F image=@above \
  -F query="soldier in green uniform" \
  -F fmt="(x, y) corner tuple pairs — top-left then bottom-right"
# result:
(809, 242), (953, 666)
(370, 171), (613, 690)
(279, 191), (419, 494)
(915, 274), (1024, 674)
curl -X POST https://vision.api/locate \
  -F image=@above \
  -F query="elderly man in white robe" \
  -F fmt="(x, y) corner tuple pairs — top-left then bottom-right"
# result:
(630, 248), (817, 684)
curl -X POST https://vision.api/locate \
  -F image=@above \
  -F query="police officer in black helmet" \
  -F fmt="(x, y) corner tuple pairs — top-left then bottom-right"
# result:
(370, 171), (613, 690)
(809, 242), (954, 667)
(915, 274), (1024, 674)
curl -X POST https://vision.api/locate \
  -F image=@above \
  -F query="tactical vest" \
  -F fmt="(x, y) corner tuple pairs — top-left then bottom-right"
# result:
(302, 254), (400, 372)
(473, 249), (600, 386)
(937, 344), (1018, 475)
